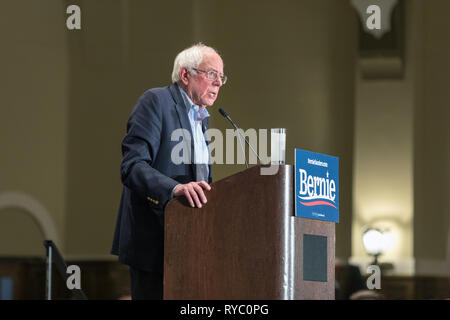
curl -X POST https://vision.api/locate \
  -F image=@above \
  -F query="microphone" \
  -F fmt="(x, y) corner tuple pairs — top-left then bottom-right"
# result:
(218, 108), (264, 166)
(218, 108), (237, 129)
(219, 108), (248, 168)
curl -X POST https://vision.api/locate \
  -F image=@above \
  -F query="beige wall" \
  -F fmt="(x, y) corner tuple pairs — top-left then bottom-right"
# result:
(414, 0), (450, 276)
(0, 0), (68, 255)
(351, 0), (416, 274)
(351, 0), (450, 277)
(0, 208), (45, 256)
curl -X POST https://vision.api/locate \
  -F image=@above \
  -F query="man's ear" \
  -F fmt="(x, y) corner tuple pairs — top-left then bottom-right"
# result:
(179, 67), (189, 86)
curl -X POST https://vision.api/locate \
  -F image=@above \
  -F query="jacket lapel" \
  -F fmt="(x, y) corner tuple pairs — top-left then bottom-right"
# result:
(169, 83), (196, 178)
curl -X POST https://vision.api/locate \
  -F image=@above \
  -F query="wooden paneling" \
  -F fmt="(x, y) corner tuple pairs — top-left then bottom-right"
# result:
(0, 258), (129, 300)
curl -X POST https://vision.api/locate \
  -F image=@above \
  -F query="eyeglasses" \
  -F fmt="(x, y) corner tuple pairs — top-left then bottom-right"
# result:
(191, 68), (227, 85)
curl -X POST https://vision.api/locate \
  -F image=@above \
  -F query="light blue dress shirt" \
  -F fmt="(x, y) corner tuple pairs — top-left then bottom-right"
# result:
(178, 86), (210, 172)
(170, 86), (210, 199)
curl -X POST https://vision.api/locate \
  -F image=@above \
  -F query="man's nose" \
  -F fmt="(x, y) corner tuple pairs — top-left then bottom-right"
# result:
(213, 77), (223, 87)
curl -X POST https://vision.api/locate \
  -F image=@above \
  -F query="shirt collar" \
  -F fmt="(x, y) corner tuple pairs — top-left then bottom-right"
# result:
(178, 85), (210, 121)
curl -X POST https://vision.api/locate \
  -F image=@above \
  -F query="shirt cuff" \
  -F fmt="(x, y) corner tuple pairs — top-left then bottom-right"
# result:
(170, 184), (180, 199)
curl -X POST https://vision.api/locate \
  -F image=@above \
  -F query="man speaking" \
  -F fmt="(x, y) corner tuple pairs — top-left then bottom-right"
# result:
(111, 43), (226, 299)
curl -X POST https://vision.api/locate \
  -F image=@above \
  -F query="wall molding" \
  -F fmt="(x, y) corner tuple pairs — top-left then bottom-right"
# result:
(64, 254), (117, 262)
(0, 191), (61, 248)
(415, 258), (450, 277)
(349, 255), (415, 276)
(349, 255), (450, 277)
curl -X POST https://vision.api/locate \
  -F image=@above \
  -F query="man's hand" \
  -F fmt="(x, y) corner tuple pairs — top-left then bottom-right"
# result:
(173, 181), (211, 208)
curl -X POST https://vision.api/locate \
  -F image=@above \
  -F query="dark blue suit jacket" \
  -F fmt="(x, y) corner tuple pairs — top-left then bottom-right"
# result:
(111, 83), (212, 273)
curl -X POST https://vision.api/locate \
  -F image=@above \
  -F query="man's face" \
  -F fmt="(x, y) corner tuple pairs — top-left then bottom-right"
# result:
(181, 53), (224, 108)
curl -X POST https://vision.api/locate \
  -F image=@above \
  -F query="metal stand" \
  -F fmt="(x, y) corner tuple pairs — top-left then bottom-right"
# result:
(45, 245), (52, 300)
(43, 240), (88, 300)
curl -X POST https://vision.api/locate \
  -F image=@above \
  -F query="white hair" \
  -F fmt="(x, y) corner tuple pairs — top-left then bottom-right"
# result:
(171, 43), (220, 83)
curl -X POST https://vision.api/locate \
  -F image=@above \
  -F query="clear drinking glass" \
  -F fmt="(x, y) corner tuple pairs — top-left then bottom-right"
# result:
(270, 128), (286, 165)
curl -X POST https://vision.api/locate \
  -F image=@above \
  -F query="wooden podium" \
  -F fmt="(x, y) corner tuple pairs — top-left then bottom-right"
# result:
(164, 165), (335, 299)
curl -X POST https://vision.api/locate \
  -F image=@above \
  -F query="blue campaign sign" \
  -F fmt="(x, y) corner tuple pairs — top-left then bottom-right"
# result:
(295, 149), (339, 222)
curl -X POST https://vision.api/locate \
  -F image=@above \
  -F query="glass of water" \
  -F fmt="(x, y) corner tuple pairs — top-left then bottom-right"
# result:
(271, 128), (286, 165)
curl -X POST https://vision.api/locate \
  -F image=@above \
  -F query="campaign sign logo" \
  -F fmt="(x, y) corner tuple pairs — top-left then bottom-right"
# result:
(295, 149), (339, 222)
